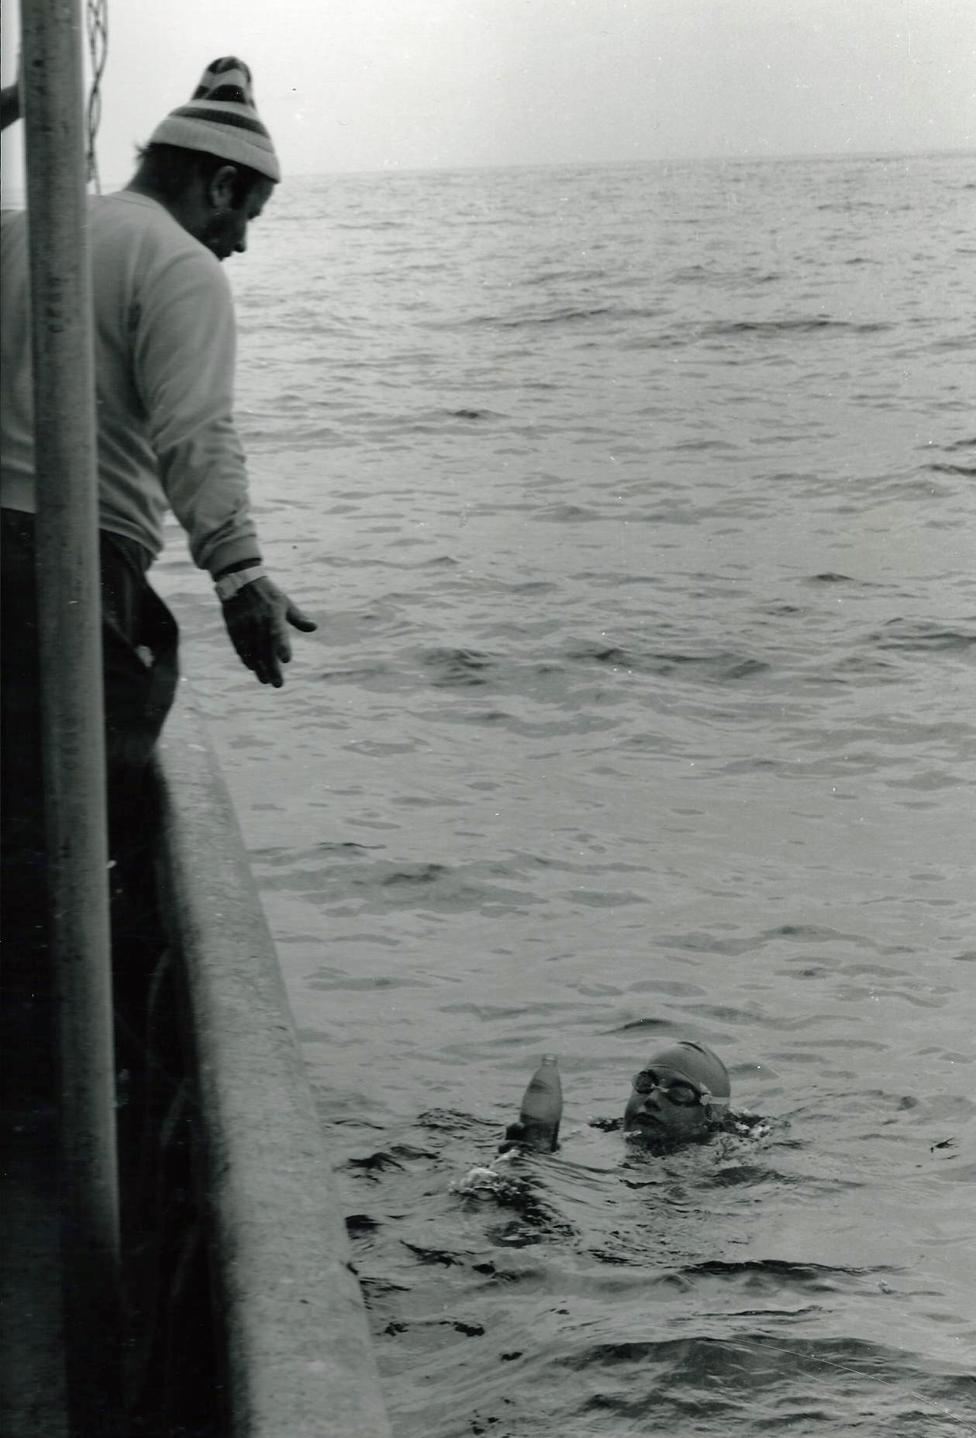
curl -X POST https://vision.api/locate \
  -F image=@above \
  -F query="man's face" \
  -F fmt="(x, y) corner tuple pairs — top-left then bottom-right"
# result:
(623, 1065), (712, 1142)
(201, 174), (274, 262)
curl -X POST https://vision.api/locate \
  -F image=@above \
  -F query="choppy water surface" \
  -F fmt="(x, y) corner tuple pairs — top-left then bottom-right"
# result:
(155, 155), (975, 1436)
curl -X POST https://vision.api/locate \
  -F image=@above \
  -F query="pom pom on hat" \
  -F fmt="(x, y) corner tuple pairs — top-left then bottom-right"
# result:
(149, 57), (280, 183)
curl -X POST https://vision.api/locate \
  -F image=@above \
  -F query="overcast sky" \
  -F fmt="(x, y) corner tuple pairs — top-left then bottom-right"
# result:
(2, 0), (974, 193)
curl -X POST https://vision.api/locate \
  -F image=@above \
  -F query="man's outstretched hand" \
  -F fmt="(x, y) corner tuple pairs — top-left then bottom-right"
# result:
(221, 576), (317, 687)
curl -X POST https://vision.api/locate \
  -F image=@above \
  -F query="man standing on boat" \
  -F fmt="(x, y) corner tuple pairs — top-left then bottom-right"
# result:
(1, 58), (315, 940)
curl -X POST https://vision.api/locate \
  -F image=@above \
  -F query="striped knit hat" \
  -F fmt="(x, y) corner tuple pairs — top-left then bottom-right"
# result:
(149, 57), (280, 183)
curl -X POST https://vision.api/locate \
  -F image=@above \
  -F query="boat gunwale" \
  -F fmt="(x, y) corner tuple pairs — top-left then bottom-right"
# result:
(154, 685), (392, 1437)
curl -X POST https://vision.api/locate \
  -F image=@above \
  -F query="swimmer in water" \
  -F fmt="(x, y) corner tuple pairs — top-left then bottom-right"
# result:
(621, 1040), (731, 1148)
(455, 1041), (762, 1206)
(500, 1041), (736, 1155)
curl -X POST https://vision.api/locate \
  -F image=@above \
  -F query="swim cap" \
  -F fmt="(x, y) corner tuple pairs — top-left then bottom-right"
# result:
(643, 1041), (731, 1106)
(149, 57), (281, 183)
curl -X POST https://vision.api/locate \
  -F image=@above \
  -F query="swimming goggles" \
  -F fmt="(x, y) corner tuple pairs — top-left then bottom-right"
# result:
(631, 1070), (711, 1107)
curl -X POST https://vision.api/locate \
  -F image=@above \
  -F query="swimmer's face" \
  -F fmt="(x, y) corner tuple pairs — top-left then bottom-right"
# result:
(623, 1066), (713, 1141)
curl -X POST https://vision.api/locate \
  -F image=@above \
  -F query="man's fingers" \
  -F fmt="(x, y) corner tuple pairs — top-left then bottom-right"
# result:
(286, 602), (317, 633)
(222, 579), (315, 687)
(232, 614), (279, 686)
(273, 619), (293, 666)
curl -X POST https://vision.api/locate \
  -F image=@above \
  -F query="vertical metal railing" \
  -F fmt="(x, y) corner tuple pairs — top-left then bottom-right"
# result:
(20, 0), (121, 1429)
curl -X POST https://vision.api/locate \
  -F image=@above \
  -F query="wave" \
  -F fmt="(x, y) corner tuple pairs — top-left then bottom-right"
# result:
(455, 302), (668, 331)
(927, 462), (976, 477)
(700, 317), (893, 338)
(564, 640), (770, 682)
(560, 1334), (973, 1435)
(422, 647), (494, 686)
(872, 620), (976, 653)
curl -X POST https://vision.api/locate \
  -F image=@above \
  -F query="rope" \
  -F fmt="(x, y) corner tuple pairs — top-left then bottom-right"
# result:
(85, 0), (108, 192)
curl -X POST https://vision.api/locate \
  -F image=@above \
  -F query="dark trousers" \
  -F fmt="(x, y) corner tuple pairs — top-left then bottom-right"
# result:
(1, 508), (179, 960)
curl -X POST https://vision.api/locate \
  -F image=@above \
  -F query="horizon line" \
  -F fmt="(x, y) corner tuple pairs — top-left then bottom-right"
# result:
(2, 143), (973, 204)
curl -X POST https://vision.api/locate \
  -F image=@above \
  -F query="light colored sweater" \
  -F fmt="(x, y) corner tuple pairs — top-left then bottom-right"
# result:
(1, 191), (260, 576)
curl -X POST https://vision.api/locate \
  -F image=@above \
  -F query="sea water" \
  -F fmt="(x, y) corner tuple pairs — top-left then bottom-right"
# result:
(154, 153), (975, 1436)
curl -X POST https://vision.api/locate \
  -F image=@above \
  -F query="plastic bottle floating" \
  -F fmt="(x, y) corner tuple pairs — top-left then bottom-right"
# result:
(515, 1055), (563, 1153)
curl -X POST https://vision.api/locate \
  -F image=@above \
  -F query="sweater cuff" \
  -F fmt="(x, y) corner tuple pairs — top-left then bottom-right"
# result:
(206, 542), (263, 580)
(212, 555), (262, 581)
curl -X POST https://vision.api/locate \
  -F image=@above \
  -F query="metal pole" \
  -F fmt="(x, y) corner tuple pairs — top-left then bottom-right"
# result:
(20, 1), (121, 1430)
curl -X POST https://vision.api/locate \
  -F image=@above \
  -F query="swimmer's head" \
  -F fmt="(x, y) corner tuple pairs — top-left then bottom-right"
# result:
(623, 1041), (730, 1143)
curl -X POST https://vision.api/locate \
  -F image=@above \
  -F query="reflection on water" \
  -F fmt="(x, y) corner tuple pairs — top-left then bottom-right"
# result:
(156, 153), (976, 1435)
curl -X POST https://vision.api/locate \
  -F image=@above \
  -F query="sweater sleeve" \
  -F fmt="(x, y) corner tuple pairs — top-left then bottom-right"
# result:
(133, 247), (262, 576)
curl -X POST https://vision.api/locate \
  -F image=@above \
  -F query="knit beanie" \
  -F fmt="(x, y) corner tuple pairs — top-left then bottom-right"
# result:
(149, 57), (280, 183)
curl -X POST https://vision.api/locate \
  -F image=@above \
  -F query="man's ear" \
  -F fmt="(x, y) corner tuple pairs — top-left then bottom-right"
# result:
(208, 164), (239, 209)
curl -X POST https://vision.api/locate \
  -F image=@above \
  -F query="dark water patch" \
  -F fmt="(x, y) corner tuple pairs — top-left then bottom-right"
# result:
(807, 571), (855, 584)
(567, 887), (646, 909)
(390, 1317), (485, 1338)
(469, 1259), (539, 1284)
(306, 967), (431, 992)
(332, 218), (406, 231)
(256, 839), (385, 868)
(529, 502), (601, 522)
(561, 1334), (976, 1431)
(700, 317), (893, 339)
(346, 1212), (382, 1237)
(709, 1162), (799, 1188)
(669, 263), (712, 282)
(678, 1258), (897, 1293)
(422, 646), (495, 686)
(872, 620), (976, 653)
(293, 854), (548, 917)
(460, 303), (618, 329)
(584, 571), (664, 588)
(448, 407), (502, 421)
(567, 641), (630, 666)
(929, 1137), (957, 1154)
(344, 1150), (408, 1179)
(522, 265), (610, 286)
(380, 862), (448, 887)
(400, 1241), (466, 1268)
(669, 264), (783, 285)
(507, 578), (559, 595)
(670, 436), (738, 452)
(652, 930), (760, 957)
(610, 1016), (674, 1036)
(830, 653), (901, 682)
(927, 462), (976, 477)
(764, 923), (867, 945)
(417, 1109), (499, 1137)
(927, 333), (971, 354)
(564, 639), (770, 683)
(358, 1275), (411, 1304)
